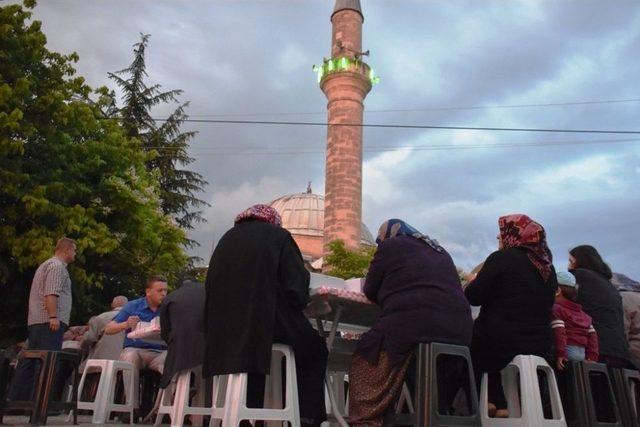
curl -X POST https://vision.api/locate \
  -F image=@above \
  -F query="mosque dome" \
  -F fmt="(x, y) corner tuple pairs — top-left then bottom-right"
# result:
(268, 187), (374, 260)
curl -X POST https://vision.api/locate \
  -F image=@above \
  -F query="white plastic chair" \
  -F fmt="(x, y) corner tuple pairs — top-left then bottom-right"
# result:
(155, 367), (208, 427)
(480, 355), (566, 427)
(209, 344), (300, 427)
(77, 359), (138, 424)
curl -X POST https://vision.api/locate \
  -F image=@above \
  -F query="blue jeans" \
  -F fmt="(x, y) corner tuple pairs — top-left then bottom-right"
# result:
(9, 322), (67, 401)
(566, 345), (586, 362)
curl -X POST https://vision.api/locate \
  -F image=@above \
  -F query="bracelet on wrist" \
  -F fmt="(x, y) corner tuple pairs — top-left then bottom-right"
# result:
(49, 316), (58, 319)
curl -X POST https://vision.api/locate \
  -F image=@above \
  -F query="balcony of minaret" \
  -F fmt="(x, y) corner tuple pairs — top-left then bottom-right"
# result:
(313, 57), (379, 97)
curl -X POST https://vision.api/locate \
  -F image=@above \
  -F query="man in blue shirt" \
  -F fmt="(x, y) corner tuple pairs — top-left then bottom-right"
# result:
(105, 276), (168, 387)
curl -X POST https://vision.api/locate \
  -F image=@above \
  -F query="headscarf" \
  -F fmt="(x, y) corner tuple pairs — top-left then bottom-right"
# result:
(376, 218), (443, 252)
(498, 214), (553, 281)
(234, 204), (282, 227)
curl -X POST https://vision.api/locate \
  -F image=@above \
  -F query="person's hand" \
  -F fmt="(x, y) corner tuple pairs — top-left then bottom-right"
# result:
(556, 356), (567, 371)
(126, 316), (140, 329)
(49, 317), (60, 331)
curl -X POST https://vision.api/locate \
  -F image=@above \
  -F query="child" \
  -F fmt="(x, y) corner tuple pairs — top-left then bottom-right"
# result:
(551, 271), (599, 370)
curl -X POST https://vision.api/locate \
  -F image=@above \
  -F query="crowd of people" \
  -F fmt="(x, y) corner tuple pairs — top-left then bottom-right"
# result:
(6, 206), (639, 427)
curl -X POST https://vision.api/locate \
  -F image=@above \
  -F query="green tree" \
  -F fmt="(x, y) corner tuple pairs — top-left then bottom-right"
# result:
(324, 240), (375, 279)
(108, 34), (208, 233)
(0, 1), (188, 344)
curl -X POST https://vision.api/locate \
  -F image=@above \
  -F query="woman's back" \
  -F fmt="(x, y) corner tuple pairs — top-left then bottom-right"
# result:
(373, 236), (469, 314)
(466, 247), (557, 371)
(358, 235), (472, 365)
(574, 267), (631, 361)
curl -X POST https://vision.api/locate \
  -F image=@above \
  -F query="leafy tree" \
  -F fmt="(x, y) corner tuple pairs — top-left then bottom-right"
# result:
(108, 34), (208, 233)
(0, 1), (188, 344)
(325, 240), (375, 279)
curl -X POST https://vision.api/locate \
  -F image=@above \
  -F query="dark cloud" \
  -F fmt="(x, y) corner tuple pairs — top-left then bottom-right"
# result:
(25, 0), (640, 278)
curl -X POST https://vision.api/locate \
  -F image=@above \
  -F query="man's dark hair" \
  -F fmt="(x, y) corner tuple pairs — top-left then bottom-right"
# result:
(570, 245), (613, 280)
(559, 285), (578, 302)
(146, 275), (168, 289)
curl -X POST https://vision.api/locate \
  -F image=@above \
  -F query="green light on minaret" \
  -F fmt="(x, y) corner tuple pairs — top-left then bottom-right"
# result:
(313, 57), (380, 85)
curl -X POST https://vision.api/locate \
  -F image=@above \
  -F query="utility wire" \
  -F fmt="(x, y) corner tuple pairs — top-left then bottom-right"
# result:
(178, 97), (640, 118)
(142, 117), (640, 135)
(148, 137), (639, 156)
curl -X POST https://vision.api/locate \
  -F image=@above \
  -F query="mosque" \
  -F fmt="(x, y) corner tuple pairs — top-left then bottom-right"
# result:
(266, 0), (378, 269)
(269, 185), (375, 270)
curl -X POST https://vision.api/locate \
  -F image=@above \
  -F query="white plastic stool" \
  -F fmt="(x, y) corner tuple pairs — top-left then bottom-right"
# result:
(480, 355), (566, 427)
(77, 359), (138, 424)
(155, 367), (208, 427)
(209, 344), (300, 427)
(321, 372), (350, 427)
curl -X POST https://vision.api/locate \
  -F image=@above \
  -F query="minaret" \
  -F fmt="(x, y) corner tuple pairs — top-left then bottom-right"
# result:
(316, 0), (376, 254)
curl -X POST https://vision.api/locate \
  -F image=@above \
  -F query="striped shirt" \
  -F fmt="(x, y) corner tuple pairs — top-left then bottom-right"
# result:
(28, 257), (72, 326)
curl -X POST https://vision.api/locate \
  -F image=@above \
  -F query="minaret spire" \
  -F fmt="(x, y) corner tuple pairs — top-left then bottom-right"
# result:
(317, 0), (377, 258)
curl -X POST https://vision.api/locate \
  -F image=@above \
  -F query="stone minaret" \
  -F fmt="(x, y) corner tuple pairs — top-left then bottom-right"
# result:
(319, 0), (374, 254)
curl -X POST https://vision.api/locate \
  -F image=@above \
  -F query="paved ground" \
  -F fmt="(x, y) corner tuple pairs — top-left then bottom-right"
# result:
(2, 414), (171, 426)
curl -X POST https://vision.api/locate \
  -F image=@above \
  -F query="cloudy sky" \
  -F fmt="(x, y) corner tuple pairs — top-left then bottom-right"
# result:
(26, 0), (640, 278)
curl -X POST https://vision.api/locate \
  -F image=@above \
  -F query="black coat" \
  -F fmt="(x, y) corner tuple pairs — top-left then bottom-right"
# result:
(202, 221), (311, 377)
(357, 235), (473, 366)
(574, 268), (633, 362)
(159, 281), (206, 388)
(465, 248), (557, 373)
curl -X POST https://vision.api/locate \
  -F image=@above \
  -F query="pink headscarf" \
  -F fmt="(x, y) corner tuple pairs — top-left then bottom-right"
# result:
(498, 214), (553, 281)
(234, 204), (282, 227)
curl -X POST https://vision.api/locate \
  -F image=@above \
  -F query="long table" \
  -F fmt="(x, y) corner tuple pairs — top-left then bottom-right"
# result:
(305, 285), (378, 427)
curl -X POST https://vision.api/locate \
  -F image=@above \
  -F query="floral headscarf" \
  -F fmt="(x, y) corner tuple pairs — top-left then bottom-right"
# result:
(234, 204), (282, 227)
(376, 218), (443, 252)
(498, 214), (553, 281)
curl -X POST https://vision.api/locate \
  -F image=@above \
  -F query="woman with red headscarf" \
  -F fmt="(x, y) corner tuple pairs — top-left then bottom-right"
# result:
(464, 214), (558, 416)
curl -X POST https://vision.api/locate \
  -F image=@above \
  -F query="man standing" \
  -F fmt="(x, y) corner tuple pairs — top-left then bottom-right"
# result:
(9, 237), (77, 400)
(81, 296), (128, 363)
(104, 276), (168, 385)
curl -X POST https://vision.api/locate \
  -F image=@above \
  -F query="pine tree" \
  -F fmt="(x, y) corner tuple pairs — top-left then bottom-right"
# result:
(0, 4), (189, 342)
(108, 34), (208, 233)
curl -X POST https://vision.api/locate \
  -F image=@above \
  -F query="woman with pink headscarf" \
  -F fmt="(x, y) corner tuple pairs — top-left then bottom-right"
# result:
(203, 204), (328, 427)
(465, 214), (558, 416)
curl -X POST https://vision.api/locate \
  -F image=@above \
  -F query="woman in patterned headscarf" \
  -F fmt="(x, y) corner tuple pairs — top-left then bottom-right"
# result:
(465, 214), (557, 417)
(203, 204), (328, 427)
(348, 219), (473, 426)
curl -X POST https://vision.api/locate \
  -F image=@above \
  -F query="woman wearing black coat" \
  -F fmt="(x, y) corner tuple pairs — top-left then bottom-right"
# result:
(569, 245), (634, 368)
(203, 204), (327, 427)
(465, 214), (557, 415)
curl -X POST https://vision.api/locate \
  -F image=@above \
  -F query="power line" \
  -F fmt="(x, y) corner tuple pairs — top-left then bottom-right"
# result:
(148, 137), (639, 156)
(143, 117), (640, 135)
(178, 97), (640, 118)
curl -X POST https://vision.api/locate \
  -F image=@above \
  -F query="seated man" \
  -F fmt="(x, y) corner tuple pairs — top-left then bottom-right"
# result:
(105, 276), (168, 387)
(81, 296), (128, 364)
(159, 278), (206, 424)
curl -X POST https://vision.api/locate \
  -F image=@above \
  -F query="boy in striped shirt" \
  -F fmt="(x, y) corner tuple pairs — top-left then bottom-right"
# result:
(551, 271), (599, 370)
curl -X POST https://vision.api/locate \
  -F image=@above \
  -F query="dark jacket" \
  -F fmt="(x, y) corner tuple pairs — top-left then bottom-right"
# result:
(159, 280), (206, 388)
(465, 248), (557, 373)
(202, 220), (311, 377)
(357, 235), (473, 366)
(573, 267), (633, 363)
